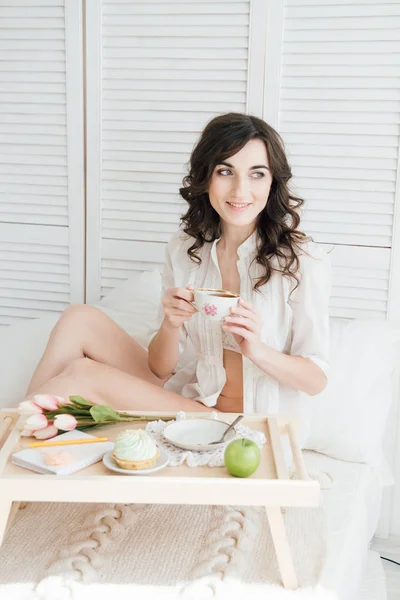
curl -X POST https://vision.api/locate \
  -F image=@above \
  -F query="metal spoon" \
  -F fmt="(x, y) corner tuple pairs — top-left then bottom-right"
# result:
(208, 415), (244, 445)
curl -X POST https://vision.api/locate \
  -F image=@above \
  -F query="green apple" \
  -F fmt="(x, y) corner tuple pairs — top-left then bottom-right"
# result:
(224, 438), (260, 478)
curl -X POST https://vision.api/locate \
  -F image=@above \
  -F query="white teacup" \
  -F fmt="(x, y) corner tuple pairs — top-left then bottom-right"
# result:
(192, 288), (239, 322)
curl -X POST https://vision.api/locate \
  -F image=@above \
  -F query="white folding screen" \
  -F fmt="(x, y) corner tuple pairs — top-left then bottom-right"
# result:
(279, 0), (400, 320)
(1, 1), (399, 322)
(0, 0), (85, 326)
(85, 0), (268, 302)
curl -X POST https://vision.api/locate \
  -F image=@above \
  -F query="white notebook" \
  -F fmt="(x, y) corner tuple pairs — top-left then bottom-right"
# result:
(12, 430), (114, 475)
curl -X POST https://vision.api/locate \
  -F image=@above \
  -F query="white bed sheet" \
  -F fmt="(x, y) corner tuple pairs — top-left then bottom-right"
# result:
(303, 450), (385, 600)
(356, 550), (387, 600)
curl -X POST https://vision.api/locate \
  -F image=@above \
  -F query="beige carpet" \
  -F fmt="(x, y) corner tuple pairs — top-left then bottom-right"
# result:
(0, 500), (330, 600)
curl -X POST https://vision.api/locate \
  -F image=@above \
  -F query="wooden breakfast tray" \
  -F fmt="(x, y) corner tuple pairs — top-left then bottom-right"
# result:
(0, 409), (319, 590)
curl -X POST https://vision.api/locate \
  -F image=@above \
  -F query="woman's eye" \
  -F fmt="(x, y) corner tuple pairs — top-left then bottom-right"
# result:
(216, 169), (265, 178)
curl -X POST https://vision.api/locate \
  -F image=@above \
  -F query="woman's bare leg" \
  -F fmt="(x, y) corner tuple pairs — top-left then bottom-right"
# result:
(27, 304), (163, 395)
(30, 358), (213, 413)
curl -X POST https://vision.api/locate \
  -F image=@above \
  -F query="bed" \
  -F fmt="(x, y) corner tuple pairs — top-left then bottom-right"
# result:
(305, 451), (386, 600)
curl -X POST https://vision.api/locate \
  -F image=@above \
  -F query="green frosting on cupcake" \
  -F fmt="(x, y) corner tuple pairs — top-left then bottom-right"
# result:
(114, 429), (157, 461)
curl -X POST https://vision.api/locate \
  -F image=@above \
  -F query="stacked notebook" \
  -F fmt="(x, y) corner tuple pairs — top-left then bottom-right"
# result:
(12, 430), (114, 475)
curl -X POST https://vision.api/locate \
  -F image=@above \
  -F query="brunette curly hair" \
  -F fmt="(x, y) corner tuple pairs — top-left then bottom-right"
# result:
(179, 112), (309, 290)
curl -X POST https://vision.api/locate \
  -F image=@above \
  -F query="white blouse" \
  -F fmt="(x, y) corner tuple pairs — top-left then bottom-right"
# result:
(148, 229), (331, 419)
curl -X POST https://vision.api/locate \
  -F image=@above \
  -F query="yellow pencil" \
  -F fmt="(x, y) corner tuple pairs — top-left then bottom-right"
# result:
(28, 437), (109, 448)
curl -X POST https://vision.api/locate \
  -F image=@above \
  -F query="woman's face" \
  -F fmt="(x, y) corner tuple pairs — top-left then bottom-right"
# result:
(208, 138), (273, 232)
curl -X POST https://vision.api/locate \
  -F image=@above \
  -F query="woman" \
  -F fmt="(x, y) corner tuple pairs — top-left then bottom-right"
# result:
(26, 113), (330, 417)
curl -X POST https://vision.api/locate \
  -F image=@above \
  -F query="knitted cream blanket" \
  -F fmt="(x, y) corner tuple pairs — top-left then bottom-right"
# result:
(0, 500), (333, 600)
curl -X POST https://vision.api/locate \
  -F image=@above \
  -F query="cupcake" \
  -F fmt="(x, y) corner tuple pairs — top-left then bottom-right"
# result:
(112, 429), (159, 470)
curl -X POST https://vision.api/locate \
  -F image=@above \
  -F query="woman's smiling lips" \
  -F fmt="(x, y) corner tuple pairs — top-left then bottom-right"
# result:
(226, 201), (252, 211)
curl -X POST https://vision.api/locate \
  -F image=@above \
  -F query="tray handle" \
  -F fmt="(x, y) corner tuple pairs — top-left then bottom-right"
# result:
(0, 411), (19, 450)
(0, 413), (25, 474)
(286, 422), (309, 481)
(267, 417), (289, 480)
(267, 417), (309, 482)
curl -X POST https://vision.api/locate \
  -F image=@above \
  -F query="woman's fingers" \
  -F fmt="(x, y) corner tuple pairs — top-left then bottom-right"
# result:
(224, 299), (263, 351)
(164, 288), (196, 312)
(224, 315), (257, 333)
(230, 305), (258, 323)
(238, 298), (254, 311)
(173, 287), (194, 302)
(175, 299), (197, 313)
(238, 299), (260, 320)
(162, 286), (197, 328)
(164, 300), (196, 315)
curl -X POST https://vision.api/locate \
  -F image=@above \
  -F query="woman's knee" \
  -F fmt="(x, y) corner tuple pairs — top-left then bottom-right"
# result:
(52, 304), (103, 336)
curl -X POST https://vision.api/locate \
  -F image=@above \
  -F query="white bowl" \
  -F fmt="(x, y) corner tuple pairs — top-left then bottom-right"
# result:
(162, 418), (236, 451)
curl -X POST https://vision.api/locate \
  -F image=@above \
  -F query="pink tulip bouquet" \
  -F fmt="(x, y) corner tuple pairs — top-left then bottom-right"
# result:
(18, 395), (174, 440)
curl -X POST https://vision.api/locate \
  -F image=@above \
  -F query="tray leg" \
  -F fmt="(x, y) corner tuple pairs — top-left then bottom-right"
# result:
(265, 506), (298, 590)
(0, 497), (13, 548)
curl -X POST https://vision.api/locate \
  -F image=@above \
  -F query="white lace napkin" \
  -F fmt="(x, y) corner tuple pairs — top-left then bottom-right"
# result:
(145, 411), (266, 467)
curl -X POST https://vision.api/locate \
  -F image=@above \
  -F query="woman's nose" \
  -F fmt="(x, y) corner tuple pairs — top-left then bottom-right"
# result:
(232, 176), (249, 198)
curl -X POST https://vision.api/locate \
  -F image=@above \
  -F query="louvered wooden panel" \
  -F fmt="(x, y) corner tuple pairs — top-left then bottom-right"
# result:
(328, 244), (391, 319)
(286, 0), (399, 6)
(0, 1), (84, 325)
(86, 0), (270, 301)
(279, 0), (400, 320)
(0, 2), (68, 228)
(280, 1), (400, 249)
(100, 0), (250, 248)
(101, 240), (164, 298)
(0, 223), (70, 326)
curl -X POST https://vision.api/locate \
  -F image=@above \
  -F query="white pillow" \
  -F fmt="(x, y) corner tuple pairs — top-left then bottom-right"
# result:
(96, 269), (162, 348)
(304, 318), (400, 467)
(0, 314), (59, 408)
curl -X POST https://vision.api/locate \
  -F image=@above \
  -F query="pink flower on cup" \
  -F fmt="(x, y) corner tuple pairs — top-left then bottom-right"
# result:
(33, 425), (59, 440)
(54, 414), (78, 431)
(18, 400), (43, 415)
(25, 414), (49, 432)
(33, 394), (63, 411)
(203, 303), (218, 317)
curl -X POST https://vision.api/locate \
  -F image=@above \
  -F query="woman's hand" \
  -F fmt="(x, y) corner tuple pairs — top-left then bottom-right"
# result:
(162, 285), (197, 329)
(222, 298), (265, 362)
